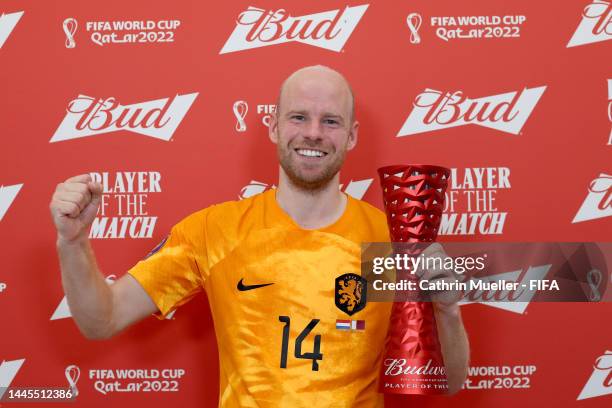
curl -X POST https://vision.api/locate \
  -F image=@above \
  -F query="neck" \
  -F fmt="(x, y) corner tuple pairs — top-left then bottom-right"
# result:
(275, 168), (347, 230)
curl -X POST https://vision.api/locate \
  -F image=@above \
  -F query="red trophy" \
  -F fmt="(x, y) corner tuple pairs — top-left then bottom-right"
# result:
(377, 164), (450, 395)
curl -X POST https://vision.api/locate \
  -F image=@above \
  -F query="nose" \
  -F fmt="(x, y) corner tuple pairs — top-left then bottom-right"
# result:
(302, 119), (324, 142)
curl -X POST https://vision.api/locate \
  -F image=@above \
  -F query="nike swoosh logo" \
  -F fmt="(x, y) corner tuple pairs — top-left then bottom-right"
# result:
(237, 278), (274, 292)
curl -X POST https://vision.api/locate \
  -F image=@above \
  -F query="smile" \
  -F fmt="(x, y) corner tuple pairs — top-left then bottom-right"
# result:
(295, 148), (328, 158)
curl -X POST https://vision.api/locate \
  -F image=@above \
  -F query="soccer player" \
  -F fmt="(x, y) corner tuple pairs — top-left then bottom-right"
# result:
(50, 65), (469, 406)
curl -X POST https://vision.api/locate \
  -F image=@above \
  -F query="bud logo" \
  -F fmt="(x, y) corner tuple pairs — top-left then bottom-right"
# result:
(398, 87), (546, 136)
(50, 93), (198, 142)
(0, 358), (25, 400)
(567, 0), (612, 47)
(341, 179), (373, 199)
(0, 11), (23, 49)
(459, 264), (551, 314)
(577, 350), (612, 400)
(239, 180), (272, 199)
(573, 173), (612, 223)
(0, 184), (23, 222)
(220, 4), (368, 54)
(239, 179), (373, 200)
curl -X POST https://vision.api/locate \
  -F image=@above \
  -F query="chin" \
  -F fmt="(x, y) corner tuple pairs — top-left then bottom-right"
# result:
(290, 171), (338, 190)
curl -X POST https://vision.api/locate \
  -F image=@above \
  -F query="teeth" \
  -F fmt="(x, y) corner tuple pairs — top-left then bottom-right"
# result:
(296, 149), (325, 157)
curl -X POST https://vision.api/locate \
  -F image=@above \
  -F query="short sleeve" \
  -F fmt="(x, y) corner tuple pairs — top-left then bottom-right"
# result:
(128, 209), (209, 319)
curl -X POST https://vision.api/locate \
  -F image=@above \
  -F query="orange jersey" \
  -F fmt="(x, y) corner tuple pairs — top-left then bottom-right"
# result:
(128, 189), (393, 407)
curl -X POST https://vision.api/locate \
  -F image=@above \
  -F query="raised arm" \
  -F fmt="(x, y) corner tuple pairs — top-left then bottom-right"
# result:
(50, 174), (158, 340)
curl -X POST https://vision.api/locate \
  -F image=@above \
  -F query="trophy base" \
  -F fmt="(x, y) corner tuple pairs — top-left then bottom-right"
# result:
(378, 355), (449, 395)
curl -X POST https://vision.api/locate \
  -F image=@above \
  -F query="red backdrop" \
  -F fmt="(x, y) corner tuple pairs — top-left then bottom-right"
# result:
(0, 0), (610, 407)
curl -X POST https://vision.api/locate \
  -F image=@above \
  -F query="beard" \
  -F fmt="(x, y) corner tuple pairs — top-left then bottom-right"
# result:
(277, 141), (347, 191)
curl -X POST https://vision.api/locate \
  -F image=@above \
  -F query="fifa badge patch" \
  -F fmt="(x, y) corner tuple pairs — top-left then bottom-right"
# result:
(335, 273), (367, 316)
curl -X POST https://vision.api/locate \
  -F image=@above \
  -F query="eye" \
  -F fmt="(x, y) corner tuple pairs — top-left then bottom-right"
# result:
(290, 114), (305, 121)
(323, 118), (339, 126)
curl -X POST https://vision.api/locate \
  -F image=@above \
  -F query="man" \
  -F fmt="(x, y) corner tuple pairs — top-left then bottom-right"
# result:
(50, 65), (469, 407)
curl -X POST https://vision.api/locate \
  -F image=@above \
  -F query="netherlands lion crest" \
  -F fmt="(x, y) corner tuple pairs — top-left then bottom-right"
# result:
(335, 273), (367, 316)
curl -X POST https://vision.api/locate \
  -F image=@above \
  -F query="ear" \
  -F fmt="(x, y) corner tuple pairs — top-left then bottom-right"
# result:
(346, 120), (359, 151)
(268, 112), (279, 144)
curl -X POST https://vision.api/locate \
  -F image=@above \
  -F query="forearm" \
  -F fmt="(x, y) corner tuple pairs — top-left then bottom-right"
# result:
(57, 238), (115, 339)
(434, 303), (469, 394)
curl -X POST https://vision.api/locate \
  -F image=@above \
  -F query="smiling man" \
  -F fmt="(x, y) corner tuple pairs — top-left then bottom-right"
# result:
(50, 65), (469, 407)
(270, 66), (359, 230)
(274, 66), (356, 190)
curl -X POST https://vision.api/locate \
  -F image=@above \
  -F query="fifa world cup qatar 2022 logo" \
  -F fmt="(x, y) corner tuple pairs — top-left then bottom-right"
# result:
(232, 100), (276, 132)
(63, 18), (78, 48)
(233, 100), (248, 132)
(405, 13), (422, 44)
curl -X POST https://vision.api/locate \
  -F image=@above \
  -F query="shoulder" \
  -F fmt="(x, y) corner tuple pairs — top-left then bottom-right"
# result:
(346, 195), (390, 241)
(174, 192), (265, 236)
(350, 196), (386, 222)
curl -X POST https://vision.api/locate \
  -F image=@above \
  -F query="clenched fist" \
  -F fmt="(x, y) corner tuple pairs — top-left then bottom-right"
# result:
(50, 174), (103, 243)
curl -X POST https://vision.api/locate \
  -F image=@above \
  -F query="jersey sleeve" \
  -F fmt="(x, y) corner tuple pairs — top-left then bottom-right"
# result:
(128, 209), (210, 319)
